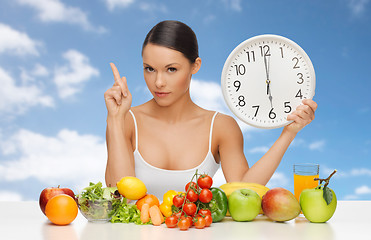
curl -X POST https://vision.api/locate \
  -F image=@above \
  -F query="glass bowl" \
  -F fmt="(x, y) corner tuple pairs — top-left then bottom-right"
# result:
(77, 197), (122, 222)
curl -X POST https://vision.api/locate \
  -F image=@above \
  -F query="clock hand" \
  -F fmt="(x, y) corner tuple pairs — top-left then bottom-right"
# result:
(264, 54), (273, 108)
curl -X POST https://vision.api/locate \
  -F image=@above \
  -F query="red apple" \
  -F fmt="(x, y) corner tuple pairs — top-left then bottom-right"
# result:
(39, 186), (75, 215)
(261, 187), (301, 222)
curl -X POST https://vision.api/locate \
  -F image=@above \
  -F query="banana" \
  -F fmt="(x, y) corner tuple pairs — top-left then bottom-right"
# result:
(219, 182), (270, 216)
(219, 182), (269, 199)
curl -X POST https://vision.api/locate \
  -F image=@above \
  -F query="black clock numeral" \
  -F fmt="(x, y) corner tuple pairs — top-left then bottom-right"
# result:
(259, 45), (271, 57)
(252, 105), (259, 117)
(280, 47), (284, 58)
(238, 95), (246, 107)
(292, 57), (300, 69)
(269, 108), (276, 119)
(295, 89), (303, 99)
(284, 101), (292, 113)
(246, 51), (256, 62)
(297, 73), (304, 84)
(234, 64), (246, 75)
(234, 80), (241, 92)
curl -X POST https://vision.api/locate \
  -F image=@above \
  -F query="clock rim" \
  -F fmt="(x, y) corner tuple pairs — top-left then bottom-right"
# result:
(221, 34), (316, 129)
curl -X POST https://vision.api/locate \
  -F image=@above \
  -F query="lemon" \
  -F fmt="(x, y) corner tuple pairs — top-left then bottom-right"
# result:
(116, 176), (147, 200)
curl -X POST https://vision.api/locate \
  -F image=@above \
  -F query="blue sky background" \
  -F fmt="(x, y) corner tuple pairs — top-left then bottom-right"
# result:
(0, 0), (370, 201)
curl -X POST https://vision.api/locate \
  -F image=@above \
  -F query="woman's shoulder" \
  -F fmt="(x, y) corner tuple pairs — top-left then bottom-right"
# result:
(214, 113), (243, 138)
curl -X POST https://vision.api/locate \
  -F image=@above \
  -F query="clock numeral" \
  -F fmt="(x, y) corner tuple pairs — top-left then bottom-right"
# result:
(259, 45), (271, 57)
(269, 108), (276, 119)
(234, 80), (241, 92)
(297, 73), (304, 84)
(246, 51), (256, 62)
(280, 47), (284, 58)
(238, 95), (246, 107)
(234, 64), (246, 75)
(284, 101), (292, 113)
(292, 57), (300, 69)
(295, 89), (303, 99)
(252, 105), (260, 117)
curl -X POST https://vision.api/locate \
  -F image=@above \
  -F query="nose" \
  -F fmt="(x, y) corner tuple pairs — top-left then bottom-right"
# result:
(154, 72), (166, 88)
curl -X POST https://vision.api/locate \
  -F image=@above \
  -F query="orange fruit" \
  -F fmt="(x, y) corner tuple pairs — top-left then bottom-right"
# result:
(136, 194), (160, 211)
(45, 194), (78, 225)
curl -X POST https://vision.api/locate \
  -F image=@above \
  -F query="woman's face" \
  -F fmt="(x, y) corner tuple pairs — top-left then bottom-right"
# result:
(142, 43), (201, 107)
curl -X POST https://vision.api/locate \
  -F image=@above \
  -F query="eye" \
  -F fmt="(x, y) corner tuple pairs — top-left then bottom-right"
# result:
(144, 67), (155, 72)
(168, 67), (177, 73)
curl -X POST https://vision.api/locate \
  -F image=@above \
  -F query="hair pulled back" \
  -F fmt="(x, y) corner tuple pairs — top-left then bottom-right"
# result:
(142, 20), (199, 63)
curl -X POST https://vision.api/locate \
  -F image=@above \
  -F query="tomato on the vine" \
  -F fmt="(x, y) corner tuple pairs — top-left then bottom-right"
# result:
(199, 188), (213, 203)
(198, 208), (211, 217)
(183, 202), (197, 216)
(173, 195), (185, 208)
(194, 216), (206, 229)
(185, 181), (198, 192)
(178, 218), (191, 230)
(197, 175), (213, 189)
(165, 215), (178, 228)
(204, 214), (212, 227)
(186, 189), (198, 202)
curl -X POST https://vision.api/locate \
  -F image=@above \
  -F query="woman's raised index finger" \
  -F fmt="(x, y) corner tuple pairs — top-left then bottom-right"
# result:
(110, 62), (121, 82)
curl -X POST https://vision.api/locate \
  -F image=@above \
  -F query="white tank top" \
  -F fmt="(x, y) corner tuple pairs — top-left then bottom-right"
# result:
(129, 110), (220, 200)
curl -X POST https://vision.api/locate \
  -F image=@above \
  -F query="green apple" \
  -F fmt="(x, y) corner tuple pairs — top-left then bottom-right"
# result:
(300, 187), (337, 223)
(228, 188), (261, 221)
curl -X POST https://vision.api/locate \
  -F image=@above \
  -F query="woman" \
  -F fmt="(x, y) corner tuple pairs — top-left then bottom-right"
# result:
(104, 20), (317, 198)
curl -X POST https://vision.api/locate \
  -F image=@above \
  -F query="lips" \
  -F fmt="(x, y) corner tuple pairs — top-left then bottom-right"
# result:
(155, 92), (170, 98)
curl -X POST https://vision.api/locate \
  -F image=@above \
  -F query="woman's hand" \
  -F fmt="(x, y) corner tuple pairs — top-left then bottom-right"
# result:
(285, 99), (318, 134)
(104, 63), (132, 118)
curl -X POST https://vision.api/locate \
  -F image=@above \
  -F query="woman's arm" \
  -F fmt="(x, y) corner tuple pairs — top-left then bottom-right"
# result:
(218, 99), (318, 185)
(104, 63), (134, 186)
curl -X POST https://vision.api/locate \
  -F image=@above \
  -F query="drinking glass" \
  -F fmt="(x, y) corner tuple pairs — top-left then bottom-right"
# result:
(293, 163), (319, 201)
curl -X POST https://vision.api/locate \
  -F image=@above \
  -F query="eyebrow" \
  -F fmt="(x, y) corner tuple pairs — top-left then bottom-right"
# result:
(143, 63), (179, 68)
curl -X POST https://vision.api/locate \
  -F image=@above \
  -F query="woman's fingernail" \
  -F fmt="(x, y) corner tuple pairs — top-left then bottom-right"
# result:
(123, 92), (128, 97)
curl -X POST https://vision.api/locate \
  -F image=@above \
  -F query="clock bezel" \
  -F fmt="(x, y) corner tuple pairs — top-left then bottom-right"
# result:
(221, 34), (316, 129)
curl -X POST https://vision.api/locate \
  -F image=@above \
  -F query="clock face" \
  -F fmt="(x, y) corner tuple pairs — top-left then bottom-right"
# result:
(221, 34), (315, 129)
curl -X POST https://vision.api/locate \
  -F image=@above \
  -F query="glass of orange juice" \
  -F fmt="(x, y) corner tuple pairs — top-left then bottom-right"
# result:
(293, 163), (319, 201)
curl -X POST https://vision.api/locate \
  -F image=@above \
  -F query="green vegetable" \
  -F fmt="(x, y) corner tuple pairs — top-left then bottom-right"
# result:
(208, 187), (228, 222)
(111, 202), (150, 224)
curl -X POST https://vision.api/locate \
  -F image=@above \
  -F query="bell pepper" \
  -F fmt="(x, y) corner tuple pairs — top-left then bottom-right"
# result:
(160, 190), (179, 217)
(208, 187), (228, 222)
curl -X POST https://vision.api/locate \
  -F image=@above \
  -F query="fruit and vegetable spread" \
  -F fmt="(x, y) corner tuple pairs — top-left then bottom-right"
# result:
(39, 169), (338, 228)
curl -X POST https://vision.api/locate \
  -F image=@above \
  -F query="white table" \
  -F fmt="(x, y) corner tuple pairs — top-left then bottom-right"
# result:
(1, 201), (369, 240)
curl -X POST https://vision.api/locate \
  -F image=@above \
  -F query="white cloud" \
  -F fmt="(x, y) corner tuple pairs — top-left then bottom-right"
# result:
(222, 0), (242, 12)
(355, 185), (371, 195)
(20, 63), (49, 84)
(0, 67), (54, 115)
(266, 172), (289, 189)
(105, 0), (134, 11)
(139, 2), (167, 13)
(54, 50), (99, 99)
(308, 140), (326, 151)
(16, 0), (106, 33)
(249, 146), (269, 154)
(348, 0), (370, 16)
(0, 191), (23, 201)
(0, 128), (107, 191)
(0, 23), (41, 56)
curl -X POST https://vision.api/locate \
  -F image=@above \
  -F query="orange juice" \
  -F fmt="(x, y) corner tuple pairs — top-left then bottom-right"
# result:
(293, 173), (319, 201)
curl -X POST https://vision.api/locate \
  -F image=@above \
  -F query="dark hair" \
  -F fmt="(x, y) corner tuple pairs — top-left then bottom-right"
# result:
(142, 20), (199, 63)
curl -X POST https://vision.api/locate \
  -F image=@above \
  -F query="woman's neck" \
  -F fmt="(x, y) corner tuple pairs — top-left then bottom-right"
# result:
(149, 90), (199, 124)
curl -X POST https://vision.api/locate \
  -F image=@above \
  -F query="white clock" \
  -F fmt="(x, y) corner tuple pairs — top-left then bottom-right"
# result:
(221, 34), (316, 129)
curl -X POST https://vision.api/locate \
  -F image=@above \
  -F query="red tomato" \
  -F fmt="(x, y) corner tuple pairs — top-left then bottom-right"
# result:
(186, 189), (198, 202)
(198, 208), (211, 217)
(204, 214), (212, 227)
(194, 216), (206, 229)
(185, 182), (198, 192)
(183, 202), (197, 216)
(199, 189), (213, 203)
(173, 195), (185, 208)
(178, 218), (191, 231)
(197, 175), (213, 189)
(165, 215), (178, 228)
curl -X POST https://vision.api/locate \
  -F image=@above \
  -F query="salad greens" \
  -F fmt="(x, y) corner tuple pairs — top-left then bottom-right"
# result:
(77, 182), (149, 224)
